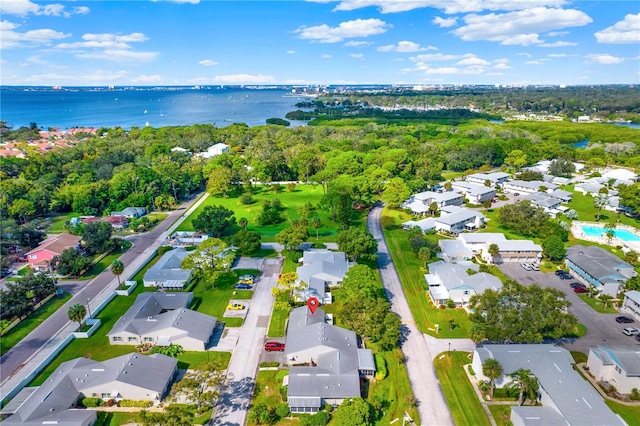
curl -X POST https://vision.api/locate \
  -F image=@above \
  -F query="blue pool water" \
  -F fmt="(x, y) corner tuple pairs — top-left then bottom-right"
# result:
(580, 226), (640, 242)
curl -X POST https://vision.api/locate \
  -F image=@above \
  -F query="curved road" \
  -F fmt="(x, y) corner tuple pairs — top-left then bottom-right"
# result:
(0, 193), (204, 384)
(367, 205), (455, 426)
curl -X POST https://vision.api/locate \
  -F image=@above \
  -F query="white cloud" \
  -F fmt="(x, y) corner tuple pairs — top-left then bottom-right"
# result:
(433, 16), (457, 28)
(349, 53), (364, 59)
(131, 74), (163, 84)
(199, 59), (219, 66)
(539, 41), (578, 47)
(456, 56), (490, 66)
(525, 59), (549, 64)
(294, 18), (390, 43)
(595, 13), (640, 44)
(286, 50), (296, 54)
(378, 41), (436, 53)
(343, 40), (373, 47)
(410, 53), (474, 62)
(494, 62), (511, 69)
(211, 74), (276, 84)
(517, 52), (533, 57)
(547, 53), (569, 57)
(547, 31), (569, 37)
(75, 49), (158, 62)
(324, 0), (568, 14)
(1, 20), (70, 49)
(12, 70), (129, 86)
(0, 0), (90, 17)
(452, 7), (592, 45)
(586, 53), (624, 64)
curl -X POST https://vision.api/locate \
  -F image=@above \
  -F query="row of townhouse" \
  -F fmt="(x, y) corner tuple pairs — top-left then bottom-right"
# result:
(565, 245), (637, 297)
(402, 205), (485, 235)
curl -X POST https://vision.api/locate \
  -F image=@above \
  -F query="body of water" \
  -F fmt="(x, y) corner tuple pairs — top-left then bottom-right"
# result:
(580, 225), (640, 242)
(0, 87), (310, 130)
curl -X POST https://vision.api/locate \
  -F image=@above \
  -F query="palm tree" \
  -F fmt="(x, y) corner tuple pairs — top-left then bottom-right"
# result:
(488, 243), (500, 264)
(482, 358), (503, 399)
(599, 293), (614, 309)
(605, 229), (615, 244)
(311, 217), (321, 239)
(68, 304), (87, 331)
(111, 260), (124, 287)
(508, 369), (539, 405)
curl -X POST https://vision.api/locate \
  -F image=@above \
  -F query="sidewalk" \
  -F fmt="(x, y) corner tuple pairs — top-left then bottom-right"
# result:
(0, 192), (209, 404)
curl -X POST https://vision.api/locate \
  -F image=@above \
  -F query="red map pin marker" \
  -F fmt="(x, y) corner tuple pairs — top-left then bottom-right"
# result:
(307, 297), (319, 315)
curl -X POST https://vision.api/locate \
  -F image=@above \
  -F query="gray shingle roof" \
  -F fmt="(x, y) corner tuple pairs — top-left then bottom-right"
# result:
(567, 245), (634, 282)
(524, 192), (561, 208)
(590, 345), (640, 376)
(476, 344), (623, 426)
(143, 248), (192, 284)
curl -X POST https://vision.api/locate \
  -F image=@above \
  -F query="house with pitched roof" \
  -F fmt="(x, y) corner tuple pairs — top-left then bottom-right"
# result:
(438, 239), (473, 263)
(566, 245), (636, 296)
(110, 207), (147, 219)
(587, 345), (640, 394)
(472, 344), (624, 426)
(0, 353), (177, 426)
(285, 306), (374, 413)
(503, 180), (558, 194)
(295, 249), (353, 304)
(402, 190), (464, 215)
(451, 181), (496, 204)
(108, 292), (216, 350)
(466, 172), (511, 187)
(622, 290), (640, 321)
(25, 233), (82, 271)
(457, 233), (542, 264)
(194, 143), (229, 159)
(143, 248), (193, 289)
(424, 261), (502, 307)
(402, 206), (485, 234)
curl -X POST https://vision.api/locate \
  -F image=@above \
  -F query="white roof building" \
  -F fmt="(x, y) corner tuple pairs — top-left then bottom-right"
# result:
(194, 143), (229, 159)
(425, 261), (502, 307)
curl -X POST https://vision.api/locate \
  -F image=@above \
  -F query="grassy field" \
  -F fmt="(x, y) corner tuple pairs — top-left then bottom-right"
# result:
(45, 212), (78, 232)
(564, 185), (640, 229)
(96, 404), (213, 426)
(605, 400), (640, 425)
(0, 293), (71, 356)
(577, 294), (619, 313)
(175, 185), (366, 242)
(434, 351), (491, 426)
(381, 208), (473, 337)
(28, 249), (240, 386)
(487, 405), (512, 426)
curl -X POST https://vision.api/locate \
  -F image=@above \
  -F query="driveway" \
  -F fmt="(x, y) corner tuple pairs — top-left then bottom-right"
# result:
(368, 205), (455, 426)
(498, 263), (637, 352)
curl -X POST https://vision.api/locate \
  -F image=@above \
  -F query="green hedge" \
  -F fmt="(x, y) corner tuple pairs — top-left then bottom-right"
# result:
(81, 397), (104, 407)
(374, 353), (388, 381)
(117, 399), (152, 408)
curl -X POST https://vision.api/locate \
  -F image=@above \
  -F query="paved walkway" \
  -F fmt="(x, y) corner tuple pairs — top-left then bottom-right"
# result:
(0, 192), (210, 403)
(211, 257), (282, 426)
(368, 205), (455, 426)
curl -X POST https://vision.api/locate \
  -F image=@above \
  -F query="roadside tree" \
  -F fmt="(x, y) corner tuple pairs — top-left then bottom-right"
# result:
(68, 304), (87, 331)
(181, 238), (235, 288)
(541, 235), (566, 261)
(231, 229), (261, 255)
(192, 205), (236, 237)
(381, 177), (410, 209)
(336, 227), (377, 262)
(171, 362), (225, 415)
(111, 259), (125, 286)
(276, 224), (309, 251)
(82, 221), (113, 255)
(52, 248), (92, 276)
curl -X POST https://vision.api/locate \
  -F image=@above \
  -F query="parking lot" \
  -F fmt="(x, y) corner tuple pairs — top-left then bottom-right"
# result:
(498, 262), (639, 353)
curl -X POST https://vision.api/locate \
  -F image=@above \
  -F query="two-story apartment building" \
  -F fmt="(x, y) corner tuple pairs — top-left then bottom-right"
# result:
(503, 180), (558, 194)
(466, 172), (511, 187)
(566, 245), (636, 296)
(451, 181), (496, 204)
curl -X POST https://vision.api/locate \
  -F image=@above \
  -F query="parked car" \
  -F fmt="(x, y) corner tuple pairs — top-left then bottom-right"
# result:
(616, 316), (635, 324)
(573, 287), (588, 293)
(559, 273), (572, 280)
(513, 193), (520, 196)
(234, 283), (253, 290)
(521, 263), (533, 271)
(636, 334), (640, 342)
(555, 270), (566, 276)
(227, 303), (245, 310)
(491, 198), (497, 203)
(622, 327), (640, 336)
(239, 274), (255, 281)
(238, 277), (254, 284)
(531, 264), (540, 271)
(570, 282), (586, 289)
(264, 342), (285, 352)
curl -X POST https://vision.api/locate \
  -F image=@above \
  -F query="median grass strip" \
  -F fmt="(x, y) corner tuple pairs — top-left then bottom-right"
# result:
(381, 207), (473, 337)
(0, 292), (71, 356)
(434, 351), (491, 426)
(577, 294), (618, 313)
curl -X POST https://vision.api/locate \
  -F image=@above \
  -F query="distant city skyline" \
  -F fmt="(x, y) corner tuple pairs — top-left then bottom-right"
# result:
(1, 0), (638, 86)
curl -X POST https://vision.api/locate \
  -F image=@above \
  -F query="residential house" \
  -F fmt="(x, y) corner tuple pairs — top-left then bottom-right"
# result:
(472, 344), (624, 426)
(169, 231), (209, 246)
(566, 245), (636, 296)
(602, 168), (637, 182)
(402, 191), (464, 215)
(81, 215), (129, 230)
(587, 345), (640, 394)
(502, 180), (557, 194)
(451, 181), (496, 204)
(425, 261), (502, 307)
(523, 192), (561, 212)
(295, 249), (353, 304)
(438, 239), (473, 263)
(402, 206), (485, 234)
(548, 189), (573, 202)
(457, 233), (542, 264)
(466, 172), (510, 187)
(285, 306), (374, 413)
(110, 207), (147, 219)
(25, 233), (82, 271)
(143, 248), (193, 289)
(0, 353), (177, 426)
(108, 292), (216, 350)
(194, 143), (229, 159)
(621, 290), (640, 321)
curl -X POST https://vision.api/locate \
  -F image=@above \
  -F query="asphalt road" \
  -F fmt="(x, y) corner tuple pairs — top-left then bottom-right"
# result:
(0, 193), (204, 384)
(368, 205), (455, 426)
(497, 263), (639, 353)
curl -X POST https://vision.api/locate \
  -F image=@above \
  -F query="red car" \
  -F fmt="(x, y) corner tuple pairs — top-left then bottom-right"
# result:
(573, 287), (588, 293)
(264, 342), (285, 352)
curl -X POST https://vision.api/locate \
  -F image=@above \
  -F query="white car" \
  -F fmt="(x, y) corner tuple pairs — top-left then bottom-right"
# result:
(531, 264), (540, 271)
(622, 327), (640, 336)
(521, 263), (533, 271)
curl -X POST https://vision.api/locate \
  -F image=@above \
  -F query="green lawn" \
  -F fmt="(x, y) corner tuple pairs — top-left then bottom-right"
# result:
(45, 212), (78, 232)
(434, 351), (491, 426)
(381, 208), (473, 337)
(577, 294), (619, 314)
(267, 293), (290, 338)
(564, 185), (639, 229)
(97, 404), (213, 426)
(0, 293), (72, 356)
(175, 185), (366, 242)
(487, 405), (512, 426)
(605, 400), (640, 425)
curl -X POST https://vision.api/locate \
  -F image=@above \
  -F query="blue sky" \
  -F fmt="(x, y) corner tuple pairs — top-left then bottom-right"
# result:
(1, 0), (638, 86)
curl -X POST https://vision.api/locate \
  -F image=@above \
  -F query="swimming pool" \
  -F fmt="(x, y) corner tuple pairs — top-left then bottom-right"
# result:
(580, 225), (640, 242)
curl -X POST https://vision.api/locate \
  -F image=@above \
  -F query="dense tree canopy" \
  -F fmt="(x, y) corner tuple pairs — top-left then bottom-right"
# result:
(336, 227), (378, 262)
(192, 205), (236, 237)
